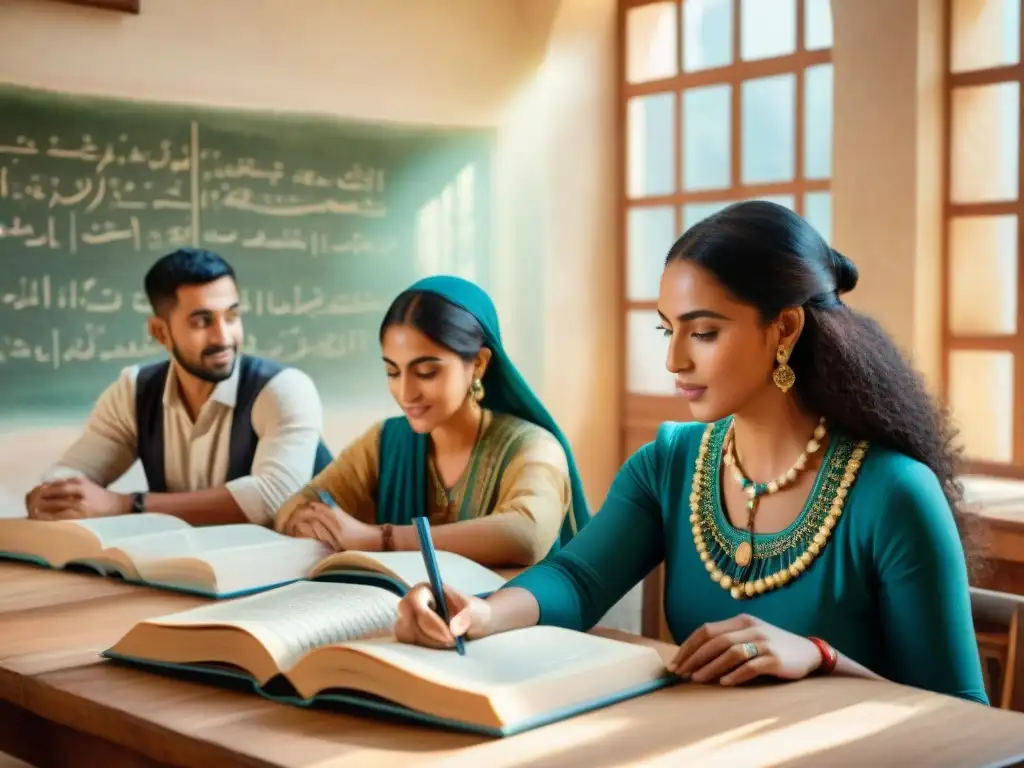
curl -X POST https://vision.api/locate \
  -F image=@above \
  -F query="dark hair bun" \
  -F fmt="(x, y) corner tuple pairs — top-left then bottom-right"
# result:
(829, 248), (858, 294)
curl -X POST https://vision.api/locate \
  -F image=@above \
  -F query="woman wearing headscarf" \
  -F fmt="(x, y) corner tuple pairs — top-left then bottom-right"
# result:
(274, 275), (590, 567)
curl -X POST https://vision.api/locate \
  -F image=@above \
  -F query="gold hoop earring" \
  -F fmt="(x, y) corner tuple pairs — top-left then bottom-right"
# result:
(470, 377), (485, 403)
(773, 345), (796, 393)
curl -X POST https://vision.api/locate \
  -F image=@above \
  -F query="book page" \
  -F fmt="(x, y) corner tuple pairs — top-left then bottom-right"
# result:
(148, 581), (400, 670)
(192, 536), (333, 595)
(71, 513), (191, 547)
(315, 550), (508, 595)
(114, 524), (298, 563)
(0, 518), (81, 563)
(346, 626), (663, 692)
(124, 525), (333, 594)
(331, 627), (668, 729)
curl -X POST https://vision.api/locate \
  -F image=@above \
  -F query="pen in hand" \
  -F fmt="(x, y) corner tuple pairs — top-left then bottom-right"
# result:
(413, 516), (466, 656)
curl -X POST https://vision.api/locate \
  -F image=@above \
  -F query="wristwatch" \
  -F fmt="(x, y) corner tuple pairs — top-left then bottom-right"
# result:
(130, 492), (147, 514)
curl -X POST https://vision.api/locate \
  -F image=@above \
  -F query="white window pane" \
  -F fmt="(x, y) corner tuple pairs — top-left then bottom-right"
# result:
(948, 350), (1014, 463)
(950, 82), (1020, 203)
(683, 0), (733, 72)
(740, 0), (796, 61)
(804, 0), (834, 50)
(951, 0), (1020, 73)
(682, 84), (731, 191)
(628, 206), (675, 301)
(626, 2), (679, 83)
(948, 215), (1018, 336)
(804, 64), (833, 180)
(804, 192), (832, 243)
(628, 310), (675, 395)
(627, 93), (676, 198)
(741, 74), (796, 184)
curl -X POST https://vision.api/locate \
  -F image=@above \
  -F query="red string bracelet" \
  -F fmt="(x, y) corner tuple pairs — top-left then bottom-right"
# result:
(808, 636), (838, 674)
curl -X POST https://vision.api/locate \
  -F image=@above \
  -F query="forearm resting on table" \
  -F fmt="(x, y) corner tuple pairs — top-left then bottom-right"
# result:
(388, 514), (548, 567)
(144, 487), (249, 526)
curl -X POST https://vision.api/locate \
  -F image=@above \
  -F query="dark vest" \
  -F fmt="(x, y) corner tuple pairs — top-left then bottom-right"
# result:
(135, 355), (333, 493)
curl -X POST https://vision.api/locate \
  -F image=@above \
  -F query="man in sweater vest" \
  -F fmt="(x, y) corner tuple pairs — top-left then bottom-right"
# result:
(25, 248), (332, 526)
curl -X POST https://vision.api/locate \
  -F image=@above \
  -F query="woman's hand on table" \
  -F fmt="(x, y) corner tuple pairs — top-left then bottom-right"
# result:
(668, 613), (822, 686)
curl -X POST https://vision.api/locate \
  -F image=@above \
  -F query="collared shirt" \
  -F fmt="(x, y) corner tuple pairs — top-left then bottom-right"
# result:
(43, 361), (324, 525)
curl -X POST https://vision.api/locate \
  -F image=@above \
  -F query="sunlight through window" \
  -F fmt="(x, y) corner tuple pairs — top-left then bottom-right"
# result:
(638, 700), (936, 766)
(943, 0), (1024, 472)
(416, 163), (477, 281)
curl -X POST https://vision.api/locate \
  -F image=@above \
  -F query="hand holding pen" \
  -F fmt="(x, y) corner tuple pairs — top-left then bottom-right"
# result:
(413, 516), (466, 655)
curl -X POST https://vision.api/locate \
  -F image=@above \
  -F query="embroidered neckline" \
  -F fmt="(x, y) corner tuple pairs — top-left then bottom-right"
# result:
(709, 418), (840, 556)
(689, 419), (868, 600)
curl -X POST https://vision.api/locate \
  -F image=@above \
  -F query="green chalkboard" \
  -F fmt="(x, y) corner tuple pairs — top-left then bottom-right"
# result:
(0, 85), (494, 414)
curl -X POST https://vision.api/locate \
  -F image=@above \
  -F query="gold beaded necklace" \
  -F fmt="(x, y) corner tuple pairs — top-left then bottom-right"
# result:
(689, 421), (868, 600)
(722, 417), (827, 568)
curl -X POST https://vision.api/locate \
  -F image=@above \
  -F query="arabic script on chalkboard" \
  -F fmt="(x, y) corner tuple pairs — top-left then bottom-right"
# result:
(0, 131), (398, 256)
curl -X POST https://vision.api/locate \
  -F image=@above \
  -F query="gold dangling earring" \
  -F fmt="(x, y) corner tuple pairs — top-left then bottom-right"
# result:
(773, 345), (796, 393)
(470, 377), (485, 403)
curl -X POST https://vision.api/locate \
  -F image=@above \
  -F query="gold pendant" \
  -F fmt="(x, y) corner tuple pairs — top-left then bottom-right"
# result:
(734, 540), (753, 567)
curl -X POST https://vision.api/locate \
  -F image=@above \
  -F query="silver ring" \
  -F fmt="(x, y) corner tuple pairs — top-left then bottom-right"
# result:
(741, 642), (759, 660)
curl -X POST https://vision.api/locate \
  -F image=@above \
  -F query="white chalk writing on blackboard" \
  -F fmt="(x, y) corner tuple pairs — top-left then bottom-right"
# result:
(1, 129), (392, 252)
(0, 324), (372, 367)
(1, 276), (384, 319)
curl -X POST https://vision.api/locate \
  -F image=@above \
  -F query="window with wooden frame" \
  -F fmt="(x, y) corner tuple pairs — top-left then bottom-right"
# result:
(943, 0), (1023, 478)
(618, 0), (834, 638)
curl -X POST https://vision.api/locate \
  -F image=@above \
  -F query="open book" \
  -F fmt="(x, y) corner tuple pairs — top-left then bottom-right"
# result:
(0, 514), (508, 599)
(103, 581), (674, 736)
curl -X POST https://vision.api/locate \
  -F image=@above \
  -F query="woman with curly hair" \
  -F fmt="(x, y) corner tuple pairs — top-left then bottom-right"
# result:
(393, 200), (987, 704)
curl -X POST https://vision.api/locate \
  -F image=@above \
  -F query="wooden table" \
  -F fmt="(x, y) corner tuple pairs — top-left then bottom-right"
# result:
(2, 564), (1024, 767)
(963, 490), (1024, 596)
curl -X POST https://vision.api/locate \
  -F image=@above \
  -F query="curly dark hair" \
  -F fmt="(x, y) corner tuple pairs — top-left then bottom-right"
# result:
(666, 200), (978, 568)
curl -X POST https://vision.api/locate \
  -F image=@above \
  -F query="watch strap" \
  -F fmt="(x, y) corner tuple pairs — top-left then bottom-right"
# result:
(130, 492), (146, 514)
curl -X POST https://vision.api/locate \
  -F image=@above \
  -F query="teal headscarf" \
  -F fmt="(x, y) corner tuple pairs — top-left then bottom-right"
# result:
(376, 275), (591, 553)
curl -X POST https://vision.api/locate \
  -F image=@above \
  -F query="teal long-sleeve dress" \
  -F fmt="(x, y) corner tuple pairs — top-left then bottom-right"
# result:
(506, 419), (989, 704)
